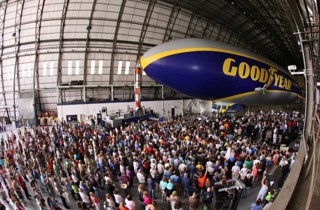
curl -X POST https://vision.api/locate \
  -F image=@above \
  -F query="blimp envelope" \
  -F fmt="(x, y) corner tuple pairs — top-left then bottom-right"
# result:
(140, 38), (303, 105)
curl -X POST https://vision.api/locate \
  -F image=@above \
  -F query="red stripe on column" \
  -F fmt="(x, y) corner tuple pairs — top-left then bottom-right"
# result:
(135, 67), (141, 75)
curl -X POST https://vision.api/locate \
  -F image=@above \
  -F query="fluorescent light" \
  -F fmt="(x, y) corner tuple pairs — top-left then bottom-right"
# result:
(68, 61), (72, 75)
(98, 60), (103, 74)
(117, 61), (123, 75)
(125, 61), (130, 75)
(90, 60), (95, 74)
(75, 60), (79, 75)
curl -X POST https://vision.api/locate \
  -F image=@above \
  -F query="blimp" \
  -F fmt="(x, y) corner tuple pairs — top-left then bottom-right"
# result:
(140, 38), (303, 105)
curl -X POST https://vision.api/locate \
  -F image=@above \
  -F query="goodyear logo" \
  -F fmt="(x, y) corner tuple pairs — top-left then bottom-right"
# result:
(222, 58), (292, 90)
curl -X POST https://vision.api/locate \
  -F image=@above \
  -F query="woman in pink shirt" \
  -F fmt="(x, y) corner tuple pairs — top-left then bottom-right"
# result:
(142, 191), (152, 205)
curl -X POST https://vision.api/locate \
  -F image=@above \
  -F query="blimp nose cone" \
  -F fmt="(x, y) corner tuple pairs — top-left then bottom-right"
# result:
(141, 50), (228, 100)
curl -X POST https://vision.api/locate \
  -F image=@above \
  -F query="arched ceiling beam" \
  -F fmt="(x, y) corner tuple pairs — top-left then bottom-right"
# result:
(13, 0), (25, 122)
(136, 0), (157, 62)
(32, 0), (45, 124)
(0, 0), (8, 109)
(109, 0), (127, 87)
(83, 0), (97, 101)
(57, 0), (70, 103)
(184, 0), (208, 38)
(162, 0), (184, 42)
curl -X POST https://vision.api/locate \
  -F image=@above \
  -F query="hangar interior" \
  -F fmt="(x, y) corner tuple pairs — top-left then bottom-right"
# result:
(0, 0), (315, 123)
(0, 0), (319, 210)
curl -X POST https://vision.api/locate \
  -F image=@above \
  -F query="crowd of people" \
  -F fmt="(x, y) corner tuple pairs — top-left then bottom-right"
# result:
(0, 109), (302, 210)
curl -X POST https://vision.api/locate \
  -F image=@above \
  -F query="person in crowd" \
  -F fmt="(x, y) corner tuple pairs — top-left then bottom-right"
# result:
(263, 197), (274, 210)
(203, 187), (213, 210)
(119, 201), (129, 210)
(90, 191), (101, 210)
(251, 198), (263, 210)
(257, 176), (269, 201)
(125, 194), (137, 210)
(189, 192), (200, 210)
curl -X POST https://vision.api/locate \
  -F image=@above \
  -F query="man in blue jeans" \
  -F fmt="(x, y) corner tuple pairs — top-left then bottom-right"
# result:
(147, 175), (156, 199)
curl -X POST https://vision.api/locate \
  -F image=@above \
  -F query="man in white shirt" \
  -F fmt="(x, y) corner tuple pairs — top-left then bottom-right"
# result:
(240, 164), (248, 180)
(114, 189), (124, 206)
(157, 161), (164, 175)
(137, 170), (146, 184)
(79, 188), (90, 208)
(178, 161), (187, 173)
(150, 166), (157, 179)
(231, 162), (240, 179)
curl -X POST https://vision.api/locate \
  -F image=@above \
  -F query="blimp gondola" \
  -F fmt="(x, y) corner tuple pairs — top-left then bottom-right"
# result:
(140, 38), (302, 105)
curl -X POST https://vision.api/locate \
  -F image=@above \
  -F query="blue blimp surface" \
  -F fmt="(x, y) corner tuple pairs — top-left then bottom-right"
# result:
(140, 38), (302, 105)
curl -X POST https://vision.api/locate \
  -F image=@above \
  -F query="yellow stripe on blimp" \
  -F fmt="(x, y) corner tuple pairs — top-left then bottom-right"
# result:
(140, 47), (278, 71)
(215, 90), (304, 102)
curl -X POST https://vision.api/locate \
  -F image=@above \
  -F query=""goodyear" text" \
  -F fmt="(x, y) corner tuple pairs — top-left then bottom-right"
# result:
(222, 58), (292, 90)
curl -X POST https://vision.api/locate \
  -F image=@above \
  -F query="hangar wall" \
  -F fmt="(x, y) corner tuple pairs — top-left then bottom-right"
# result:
(57, 98), (300, 124)
(0, 0), (269, 120)
(57, 99), (214, 122)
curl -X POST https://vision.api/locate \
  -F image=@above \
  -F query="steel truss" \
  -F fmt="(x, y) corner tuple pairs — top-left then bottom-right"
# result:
(13, 0), (25, 122)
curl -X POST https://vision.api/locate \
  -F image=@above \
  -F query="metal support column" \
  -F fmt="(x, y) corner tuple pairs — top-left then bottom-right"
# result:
(303, 43), (315, 137)
(136, 0), (157, 104)
(161, 85), (164, 99)
(57, 0), (70, 103)
(83, 0), (97, 102)
(0, 0), (8, 118)
(33, 0), (45, 126)
(13, 0), (25, 123)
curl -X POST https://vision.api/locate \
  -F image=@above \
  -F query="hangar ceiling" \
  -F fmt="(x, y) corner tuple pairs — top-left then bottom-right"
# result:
(162, 0), (316, 69)
(0, 0), (317, 120)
